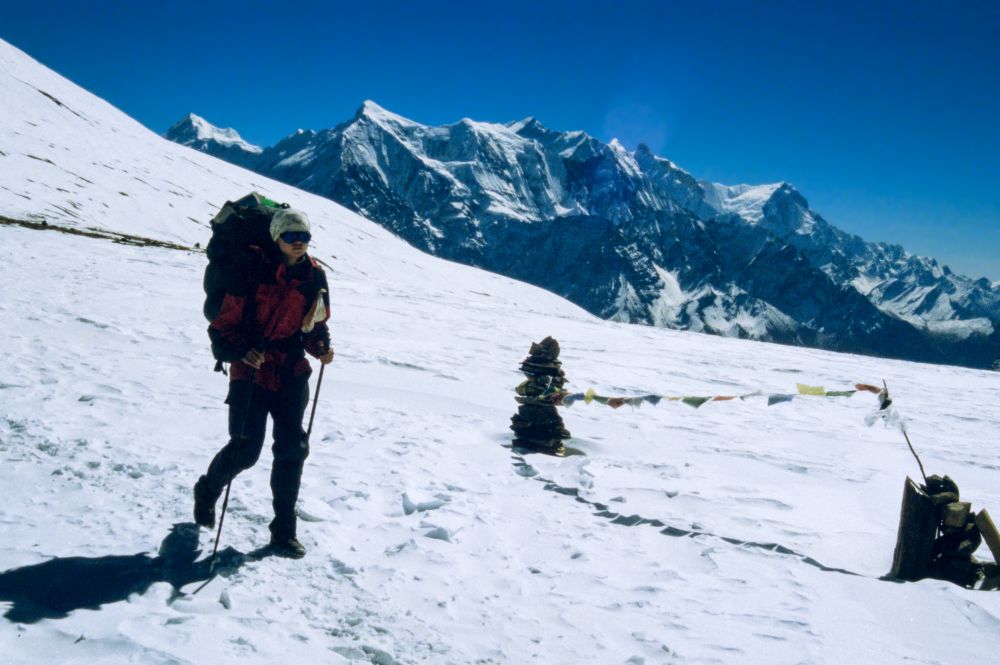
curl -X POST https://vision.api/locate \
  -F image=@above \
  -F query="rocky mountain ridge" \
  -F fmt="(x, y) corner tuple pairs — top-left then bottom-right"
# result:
(165, 103), (1000, 367)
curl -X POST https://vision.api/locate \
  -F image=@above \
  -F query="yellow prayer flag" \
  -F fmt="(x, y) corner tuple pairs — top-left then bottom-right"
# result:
(584, 388), (596, 404)
(796, 383), (826, 396)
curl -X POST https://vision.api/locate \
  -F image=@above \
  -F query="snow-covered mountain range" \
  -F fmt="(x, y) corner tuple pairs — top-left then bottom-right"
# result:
(166, 104), (1000, 369)
(4, 36), (1000, 665)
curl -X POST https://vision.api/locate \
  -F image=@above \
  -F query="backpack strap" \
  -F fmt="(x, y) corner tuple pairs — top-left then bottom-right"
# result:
(241, 255), (265, 348)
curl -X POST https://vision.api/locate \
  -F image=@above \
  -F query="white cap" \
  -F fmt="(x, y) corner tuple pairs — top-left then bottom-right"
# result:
(270, 208), (311, 242)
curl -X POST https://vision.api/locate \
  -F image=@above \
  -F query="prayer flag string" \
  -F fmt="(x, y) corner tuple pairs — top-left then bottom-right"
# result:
(515, 371), (919, 478)
(515, 382), (890, 411)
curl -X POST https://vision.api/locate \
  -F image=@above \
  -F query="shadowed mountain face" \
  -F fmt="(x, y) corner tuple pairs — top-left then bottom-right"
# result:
(166, 103), (1000, 368)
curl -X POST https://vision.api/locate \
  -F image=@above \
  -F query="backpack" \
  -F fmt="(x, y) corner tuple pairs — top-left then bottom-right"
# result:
(202, 192), (289, 322)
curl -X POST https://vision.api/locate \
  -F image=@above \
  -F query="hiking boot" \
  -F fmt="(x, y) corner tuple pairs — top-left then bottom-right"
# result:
(269, 536), (306, 559)
(193, 476), (218, 529)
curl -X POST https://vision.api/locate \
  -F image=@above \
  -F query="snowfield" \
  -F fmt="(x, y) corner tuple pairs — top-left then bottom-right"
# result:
(2, 38), (1000, 665)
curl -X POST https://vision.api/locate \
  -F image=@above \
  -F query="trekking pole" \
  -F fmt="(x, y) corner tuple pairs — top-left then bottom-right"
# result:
(306, 363), (326, 441)
(192, 368), (257, 595)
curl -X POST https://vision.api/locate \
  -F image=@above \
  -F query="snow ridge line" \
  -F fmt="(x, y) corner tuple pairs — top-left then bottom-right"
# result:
(0, 215), (196, 252)
(0, 216), (340, 273)
(509, 449), (866, 579)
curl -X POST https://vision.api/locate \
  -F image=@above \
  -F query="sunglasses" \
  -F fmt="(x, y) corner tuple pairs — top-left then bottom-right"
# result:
(280, 231), (311, 244)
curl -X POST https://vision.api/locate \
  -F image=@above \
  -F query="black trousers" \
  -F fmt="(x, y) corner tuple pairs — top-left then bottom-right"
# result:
(203, 377), (310, 540)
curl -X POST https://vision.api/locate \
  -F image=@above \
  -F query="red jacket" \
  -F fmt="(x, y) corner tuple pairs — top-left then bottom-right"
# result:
(209, 255), (331, 391)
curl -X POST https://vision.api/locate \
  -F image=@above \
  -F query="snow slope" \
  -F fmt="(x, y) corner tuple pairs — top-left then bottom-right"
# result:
(700, 182), (785, 224)
(3, 38), (1000, 665)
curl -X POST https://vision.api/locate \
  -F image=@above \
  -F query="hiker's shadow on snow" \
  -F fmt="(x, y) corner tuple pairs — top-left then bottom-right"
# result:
(0, 523), (272, 623)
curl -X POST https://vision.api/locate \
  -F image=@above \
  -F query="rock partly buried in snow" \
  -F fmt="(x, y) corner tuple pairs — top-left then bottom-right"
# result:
(401, 492), (449, 515)
(423, 527), (451, 542)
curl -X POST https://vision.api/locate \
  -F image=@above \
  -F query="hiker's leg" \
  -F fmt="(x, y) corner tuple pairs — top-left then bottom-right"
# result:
(202, 380), (270, 494)
(268, 377), (310, 540)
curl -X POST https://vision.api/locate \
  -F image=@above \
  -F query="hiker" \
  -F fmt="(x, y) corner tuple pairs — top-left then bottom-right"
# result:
(193, 208), (333, 558)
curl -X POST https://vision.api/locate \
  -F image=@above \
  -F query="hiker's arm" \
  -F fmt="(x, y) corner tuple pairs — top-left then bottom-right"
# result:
(304, 321), (332, 360)
(303, 289), (332, 362)
(302, 268), (333, 365)
(208, 293), (252, 363)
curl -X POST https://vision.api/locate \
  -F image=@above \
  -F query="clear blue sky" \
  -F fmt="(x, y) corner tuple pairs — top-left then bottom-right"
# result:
(4, 0), (998, 280)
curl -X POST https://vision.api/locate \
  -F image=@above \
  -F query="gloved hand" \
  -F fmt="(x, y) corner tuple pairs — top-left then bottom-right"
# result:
(242, 348), (266, 369)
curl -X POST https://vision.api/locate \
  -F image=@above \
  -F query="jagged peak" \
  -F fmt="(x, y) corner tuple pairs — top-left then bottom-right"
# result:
(452, 116), (487, 132)
(188, 114), (230, 139)
(164, 113), (202, 134)
(635, 143), (654, 157)
(270, 126), (319, 148)
(165, 113), (261, 153)
(633, 143), (685, 171)
(630, 145), (704, 196)
(359, 99), (388, 115)
(769, 182), (811, 209)
(508, 116), (547, 134)
(354, 99), (420, 129)
(605, 138), (643, 178)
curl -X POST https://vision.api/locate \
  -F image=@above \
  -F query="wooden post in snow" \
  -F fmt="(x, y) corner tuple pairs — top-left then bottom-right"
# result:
(890, 476), (938, 581)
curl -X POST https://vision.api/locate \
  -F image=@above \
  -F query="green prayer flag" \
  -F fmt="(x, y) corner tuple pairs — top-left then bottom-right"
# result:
(824, 390), (856, 397)
(682, 396), (711, 409)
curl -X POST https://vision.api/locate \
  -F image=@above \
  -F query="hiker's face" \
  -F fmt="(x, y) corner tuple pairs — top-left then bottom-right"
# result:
(278, 236), (309, 263)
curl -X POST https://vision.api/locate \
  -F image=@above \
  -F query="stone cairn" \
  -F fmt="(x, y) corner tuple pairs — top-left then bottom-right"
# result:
(510, 336), (571, 454)
(925, 475), (997, 587)
(892, 473), (1000, 588)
